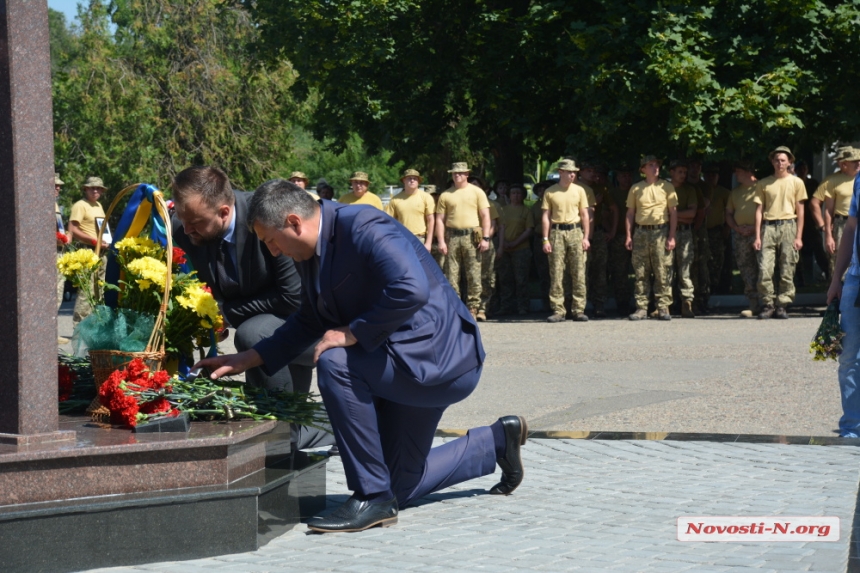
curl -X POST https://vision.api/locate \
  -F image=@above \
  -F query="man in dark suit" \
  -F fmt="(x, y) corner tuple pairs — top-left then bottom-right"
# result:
(197, 179), (527, 533)
(170, 166), (333, 450)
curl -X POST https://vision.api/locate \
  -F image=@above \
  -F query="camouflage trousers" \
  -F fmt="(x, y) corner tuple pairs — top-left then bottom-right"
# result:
(692, 230), (710, 303)
(431, 243), (446, 271)
(548, 227), (587, 315)
(733, 231), (759, 311)
(72, 252), (107, 324)
(587, 227), (609, 306)
(632, 227), (673, 310)
(669, 228), (694, 302)
(498, 247), (532, 314)
(479, 240), (497, 313)
(608, 233), (633, 308)
(444, 233), (481, 310)
(532, 235), (550, 309)
(707, 226), (726, 293)
(757, 220), (799, 308)
(830, 216), (848, 279)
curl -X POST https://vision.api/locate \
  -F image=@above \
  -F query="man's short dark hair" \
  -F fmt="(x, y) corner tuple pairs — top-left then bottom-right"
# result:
(248, 179), (317, 230)
(171, 166), (235, 209)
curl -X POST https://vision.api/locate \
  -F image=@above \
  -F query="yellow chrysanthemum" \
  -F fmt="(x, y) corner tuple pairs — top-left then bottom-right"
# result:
(176, 282), (222, 329)
(56, 249), (100, 278)
(115, 236), (164, 261)
(126, 257), (168, 290)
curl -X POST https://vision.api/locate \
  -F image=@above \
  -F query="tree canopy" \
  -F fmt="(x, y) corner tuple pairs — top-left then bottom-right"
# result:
(245, 0), (860, 179)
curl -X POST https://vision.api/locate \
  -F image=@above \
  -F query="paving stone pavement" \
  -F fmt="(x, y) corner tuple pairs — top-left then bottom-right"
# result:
(89, 438), (860, 573)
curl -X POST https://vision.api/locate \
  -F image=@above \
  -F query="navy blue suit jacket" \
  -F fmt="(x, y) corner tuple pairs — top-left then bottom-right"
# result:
(254, 200), (485, 386)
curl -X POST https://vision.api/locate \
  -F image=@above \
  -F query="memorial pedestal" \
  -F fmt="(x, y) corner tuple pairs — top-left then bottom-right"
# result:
(0, 416), (328, 573)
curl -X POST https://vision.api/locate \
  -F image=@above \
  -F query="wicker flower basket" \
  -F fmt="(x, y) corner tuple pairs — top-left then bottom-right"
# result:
(87, 185), (174, 419)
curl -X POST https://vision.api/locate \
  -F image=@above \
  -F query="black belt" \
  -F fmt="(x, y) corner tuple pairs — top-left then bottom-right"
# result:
(834, 215), (848, 221)
(416, 234), (426, 239)
(763, 219), (793, 226)
(448, 228), (472, 237)
(636, 223), (667, 230)
(677, 224), (691, 231)
(551, 223), (580, 230)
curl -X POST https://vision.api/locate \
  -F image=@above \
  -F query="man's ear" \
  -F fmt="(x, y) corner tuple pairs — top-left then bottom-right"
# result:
(218, 204), (232, 221)
(286, 213), (302, 234)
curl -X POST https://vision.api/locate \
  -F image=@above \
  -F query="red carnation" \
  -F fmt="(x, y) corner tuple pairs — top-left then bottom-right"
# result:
(58, 364), (76, 402)
(140, 397), (172, 415)
(56, 232), (69, 245)
(172, 247), (187, 265)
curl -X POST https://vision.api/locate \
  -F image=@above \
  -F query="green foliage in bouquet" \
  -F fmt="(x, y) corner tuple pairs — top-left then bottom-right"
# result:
(811, 300), (843, 362)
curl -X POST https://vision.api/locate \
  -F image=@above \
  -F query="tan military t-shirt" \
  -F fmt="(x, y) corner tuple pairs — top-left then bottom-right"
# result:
(338, 191), (383, 210)
(626, 180), (678, 225)
(436, 183), (490, 229)
(385, 190), (435, 235)
(500, 204), (534, 251)
(727, 183), (758, 226)
(813, 172), (855, 216)
(674, 182), (700, 213)
(705, 185), (730, 228)
(753, 175), (806, 220)
(541, 182), (590, 224)
(69, 199), (106, 241)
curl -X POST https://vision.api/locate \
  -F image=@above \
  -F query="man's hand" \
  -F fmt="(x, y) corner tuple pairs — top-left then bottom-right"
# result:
(625, 237), (633, 251)
(193, 349), (263, 380)
(827, 278), (843, 305)
(542, 241), (552, 254)
(754, 238), (762, 251)
(314, 326), (358, 363)
(478, 239), (489, 253)
(826, 235), (836, 254)
(665, 237), (676, 251)
(793, 237), (803, 251)
(581, 237), (590, 251)
(438, 241), (448, 256)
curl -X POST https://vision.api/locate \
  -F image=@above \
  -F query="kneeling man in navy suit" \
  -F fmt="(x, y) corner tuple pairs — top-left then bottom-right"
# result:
(196, 179), (526, 533)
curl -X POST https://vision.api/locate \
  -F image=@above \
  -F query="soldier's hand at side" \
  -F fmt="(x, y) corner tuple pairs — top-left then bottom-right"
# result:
(826, 236), (836, 254)
(438, 242), (448, 256)
(665, 237), (676, 251)
(582, 238), (590, 251)
(542, 241), (552, 254)
(478, 239), (489, 253)
(193, 350), (263, 380)
(625, 237), (633, 251)
(793, 238), (803, 251)
(753, 239), (761, 251)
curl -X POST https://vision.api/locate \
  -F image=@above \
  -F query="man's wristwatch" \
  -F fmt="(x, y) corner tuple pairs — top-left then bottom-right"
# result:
(482, 236), (490, 242)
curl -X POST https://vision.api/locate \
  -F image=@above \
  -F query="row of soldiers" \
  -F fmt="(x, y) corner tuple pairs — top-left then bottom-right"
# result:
(288, 146), (859, 321)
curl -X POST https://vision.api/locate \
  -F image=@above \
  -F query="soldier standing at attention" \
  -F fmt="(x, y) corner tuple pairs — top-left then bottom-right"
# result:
(608, 164), (635, 316)
(753, 146), (807, 319)
(471, 175), (501, 321)
(339, 171), (383, 209)
(812, 147), (860, 279)
(435, 162), (491, 318)
(687, 157), (711, 314)
(579, 162), (617, 318)
(530, 182), (551, 311)
(542, 159), (591, 323)
(497, 183), (535, 316)
(667, 160), (698, 318)
(69, 176), (110, 325)
(626, 156), (678, 321)
(726, 160), (760, 317)
(385, 169), (435, 252)
(702, 163), (731, 297)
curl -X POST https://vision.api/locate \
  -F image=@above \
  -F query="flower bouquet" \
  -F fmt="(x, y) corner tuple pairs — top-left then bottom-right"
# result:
(811, 300), (843, 361)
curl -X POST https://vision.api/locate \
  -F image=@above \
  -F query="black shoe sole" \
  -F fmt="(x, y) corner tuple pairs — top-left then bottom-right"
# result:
(308, 515), (398, 533)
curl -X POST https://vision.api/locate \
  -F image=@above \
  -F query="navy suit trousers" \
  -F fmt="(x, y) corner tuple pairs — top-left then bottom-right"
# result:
(317, 345), (497, 507)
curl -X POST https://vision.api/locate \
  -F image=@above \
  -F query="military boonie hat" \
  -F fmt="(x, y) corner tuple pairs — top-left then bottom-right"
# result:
(639, 155), (663, 168)
(289, 171), (309, 182)
(447, 162), (471, 173)
(557, 159), (580, 172)
(839, 148), (860, 162)
(54, 173), (64, 186)
(768, 146), (795, 163)
(83, 176), (107, 190)
(400, 168), (424, 183)
(424, 184), (438, 194)
(349, 171), (371, 184)
(668, 159), (688, 170)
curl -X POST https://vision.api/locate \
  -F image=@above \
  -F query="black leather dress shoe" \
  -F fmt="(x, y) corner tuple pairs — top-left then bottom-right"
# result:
(489, 415), (528, 495)
(307, 495), (398, 533)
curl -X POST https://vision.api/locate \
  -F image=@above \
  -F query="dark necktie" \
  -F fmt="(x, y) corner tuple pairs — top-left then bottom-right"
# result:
(216, 240), (240, 297)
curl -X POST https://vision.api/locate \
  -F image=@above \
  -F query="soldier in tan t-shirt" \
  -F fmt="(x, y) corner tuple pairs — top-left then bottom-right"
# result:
(726, 159), (760, 317)
(338, 171), (383, 209)
(625, 156), (678, 321)
(667, 160), (698, 317)
(541, 159), (591, 322)
(753, 146), (807, 318)
(385, 169), (435, 251)
(69, 176), (110, 325)
(811, 147), (860, 277)
(434, 162), (491, 316)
